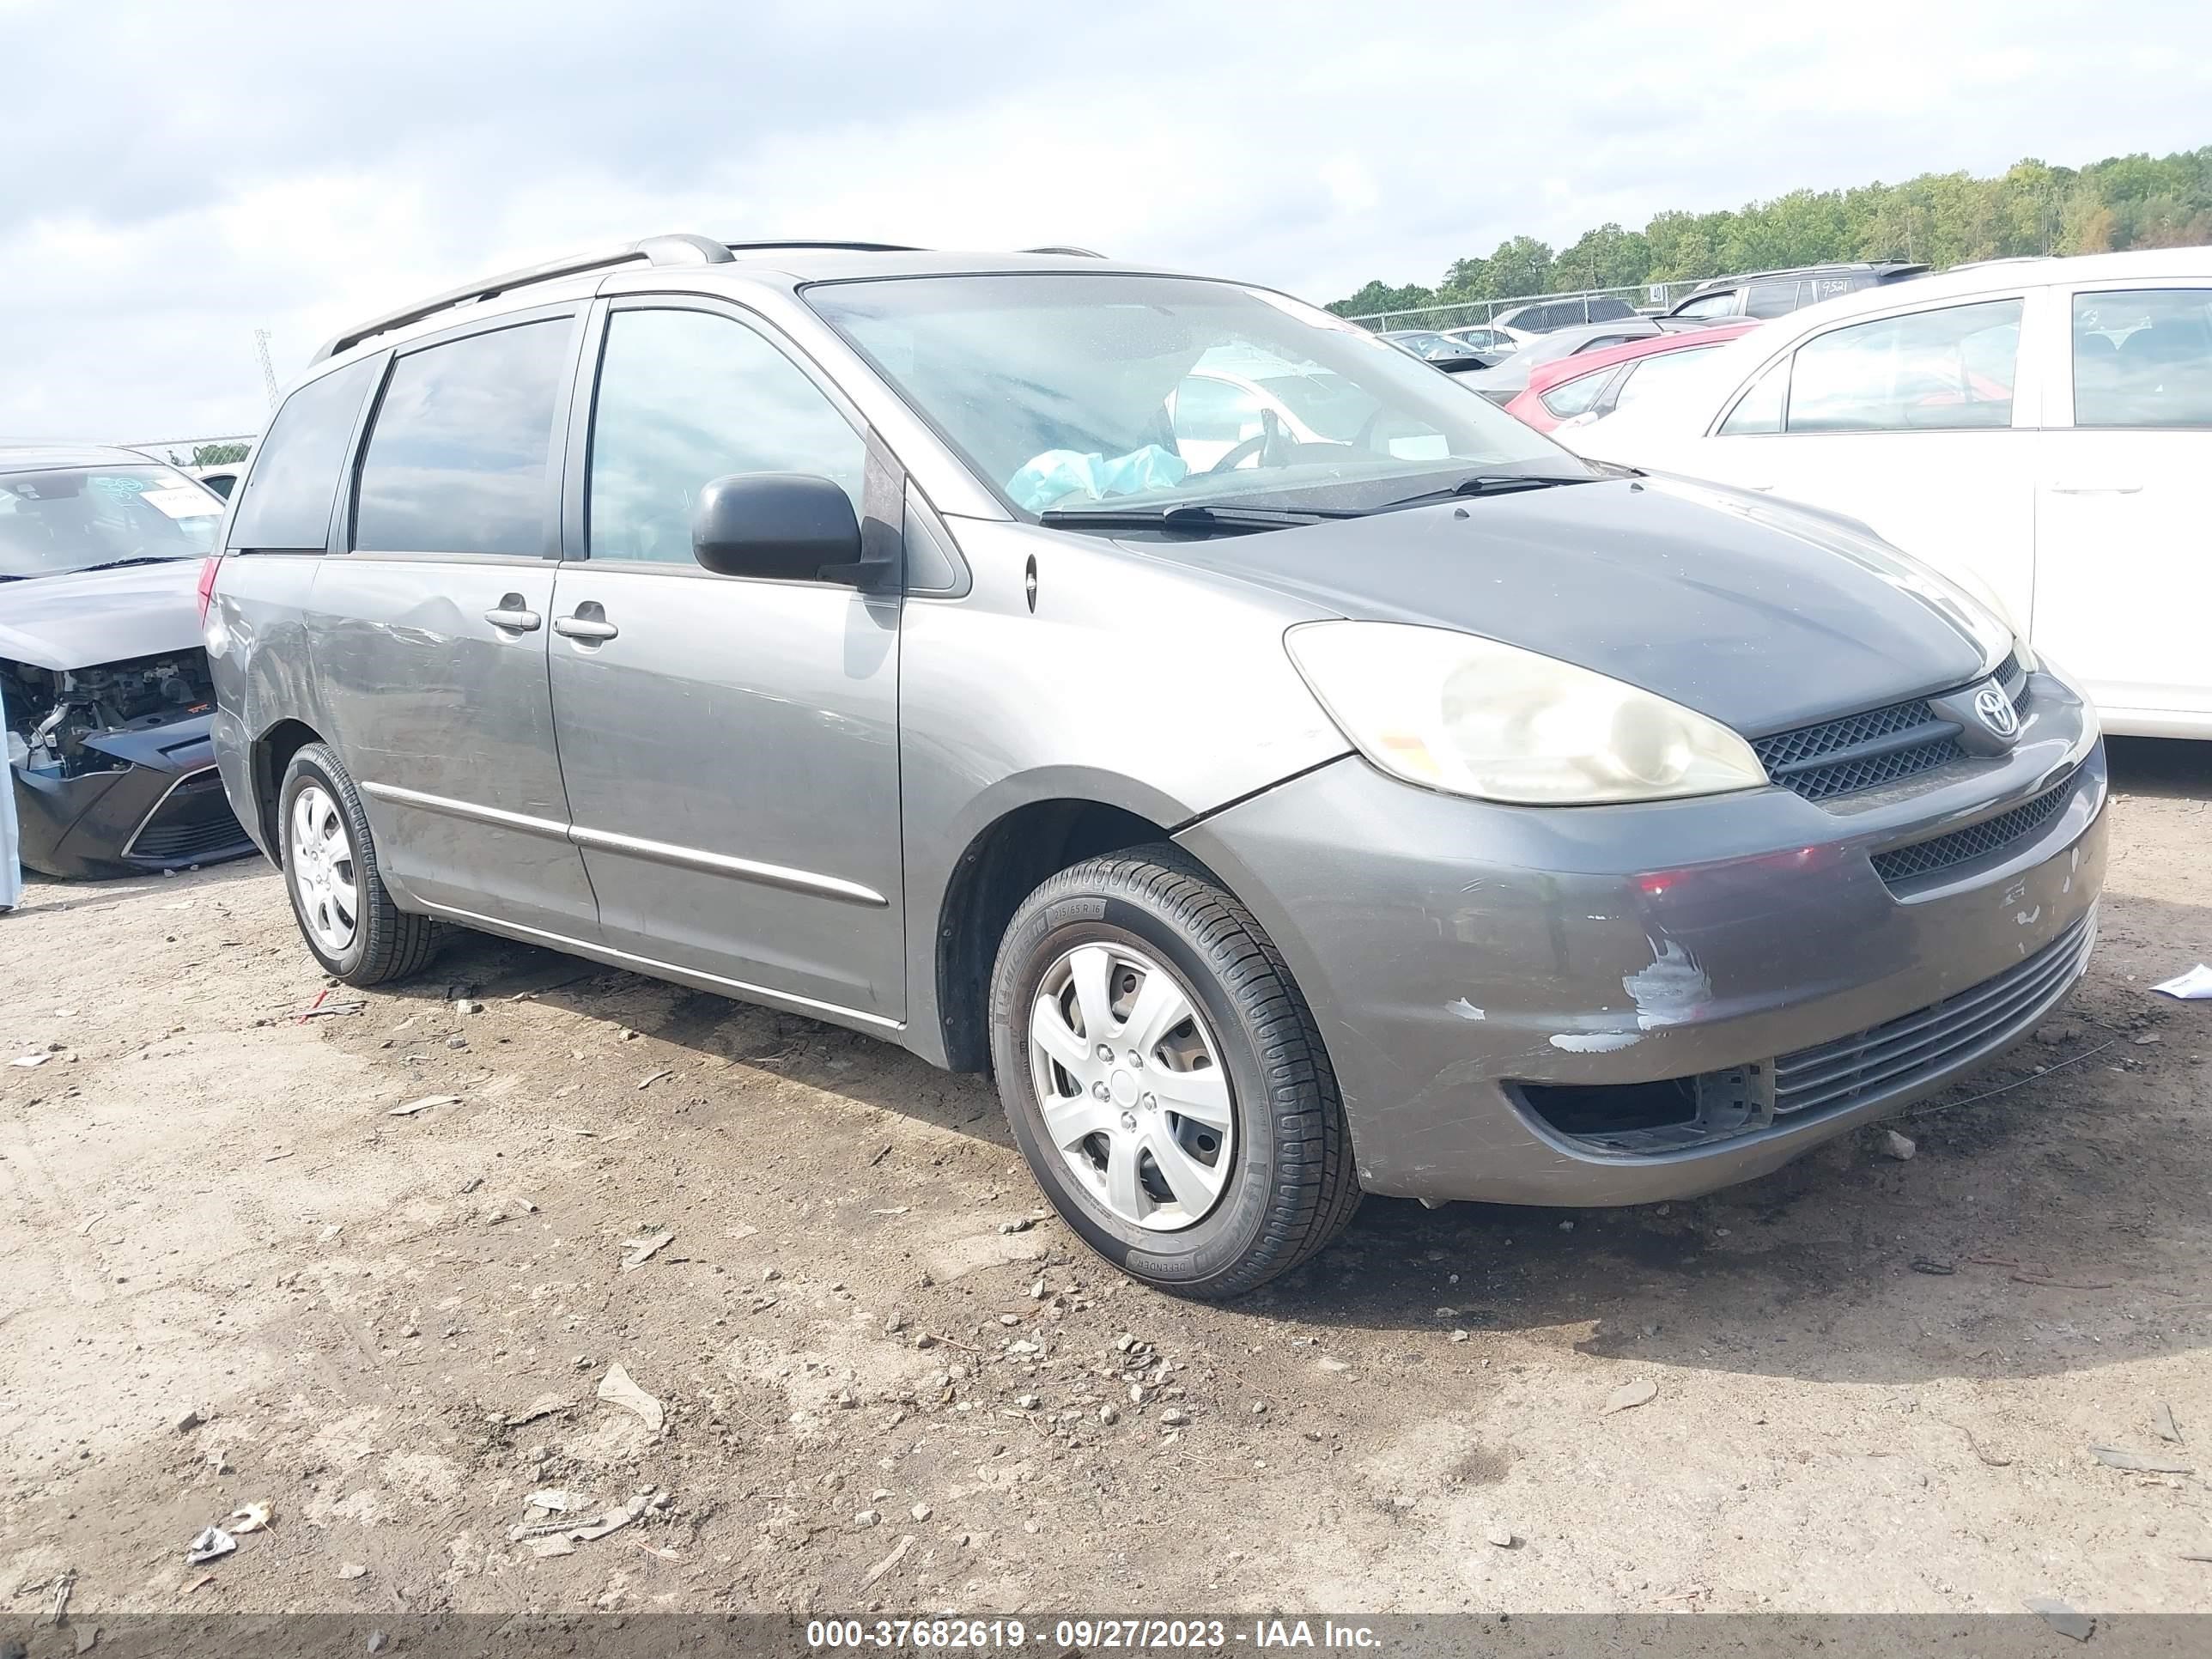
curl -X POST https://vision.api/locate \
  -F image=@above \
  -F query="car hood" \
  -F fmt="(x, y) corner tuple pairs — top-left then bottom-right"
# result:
(0, 559), (207, 671)
(1133, 477), (2000, 737)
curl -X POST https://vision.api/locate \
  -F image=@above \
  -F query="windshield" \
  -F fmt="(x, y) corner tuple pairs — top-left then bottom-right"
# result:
(0, 465), (224, 579)
(806, 274), (1581, 517)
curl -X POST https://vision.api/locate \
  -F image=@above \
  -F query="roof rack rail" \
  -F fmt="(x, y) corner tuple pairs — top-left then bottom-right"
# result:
(312, 233), (737, 362)
(1023, 245), (1105, 258)
(723, 240), (925, 255)
(313, 235), (937, 362)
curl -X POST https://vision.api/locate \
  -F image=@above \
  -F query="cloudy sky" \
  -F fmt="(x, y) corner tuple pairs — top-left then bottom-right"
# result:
(3, 0), (2207, 443)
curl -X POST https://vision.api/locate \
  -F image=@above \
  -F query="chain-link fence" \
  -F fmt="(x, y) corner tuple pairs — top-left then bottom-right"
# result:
(1346, 279), (1715, 332)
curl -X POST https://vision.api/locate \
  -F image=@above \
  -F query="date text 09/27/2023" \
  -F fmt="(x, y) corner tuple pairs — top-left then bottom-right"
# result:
(805, 1617), (1384, 1650)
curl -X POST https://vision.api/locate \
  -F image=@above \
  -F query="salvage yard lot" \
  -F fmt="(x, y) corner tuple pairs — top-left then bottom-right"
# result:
(2, 739), (2208, 1617)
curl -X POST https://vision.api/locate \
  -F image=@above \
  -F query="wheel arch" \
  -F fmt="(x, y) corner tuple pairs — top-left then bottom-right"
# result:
(932, 793), (1206, 1075)
(250, 717), (325, 864)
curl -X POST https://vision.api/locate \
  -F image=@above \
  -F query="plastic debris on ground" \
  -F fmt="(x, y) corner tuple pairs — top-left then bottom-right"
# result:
(509, 1488), (664, 1553)
(185, 1525), (235, 1565)
(1602, 1378), (1659, 1415)
(596, 1363), (665, 1431)
(2090, 1444), (2192, 1474)
(2151, 963), (2212, 1000)
(619, 1231), (675, 1272)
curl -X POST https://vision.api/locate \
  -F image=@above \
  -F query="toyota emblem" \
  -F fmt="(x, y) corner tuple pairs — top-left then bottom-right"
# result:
(1973, 684), (2020, 739)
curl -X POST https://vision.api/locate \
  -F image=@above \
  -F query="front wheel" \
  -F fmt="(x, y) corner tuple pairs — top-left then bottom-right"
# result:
(988, 846), (1359, 1298)
(278, 743), (439, 985)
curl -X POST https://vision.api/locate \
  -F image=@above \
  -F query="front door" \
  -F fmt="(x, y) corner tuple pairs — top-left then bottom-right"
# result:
(547, 300), (906, 1023)
(2033, 280), (2212, 732)
(312, 310), (598, 935)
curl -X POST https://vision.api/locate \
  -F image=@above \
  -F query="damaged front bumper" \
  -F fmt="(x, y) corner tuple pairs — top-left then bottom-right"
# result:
(1176, 669), (2106, 1206)
(12, 713), (258, 879)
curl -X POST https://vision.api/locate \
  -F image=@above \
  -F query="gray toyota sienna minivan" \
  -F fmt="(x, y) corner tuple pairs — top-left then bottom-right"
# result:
(204, 236), (2106, 1297)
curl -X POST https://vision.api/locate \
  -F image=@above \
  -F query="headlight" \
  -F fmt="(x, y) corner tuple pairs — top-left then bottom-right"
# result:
(1285, 621), (1770, 805)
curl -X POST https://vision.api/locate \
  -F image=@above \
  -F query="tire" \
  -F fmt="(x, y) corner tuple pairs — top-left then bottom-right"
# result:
(276, 743), (439, 986)
(988, 845), (1360, 1298)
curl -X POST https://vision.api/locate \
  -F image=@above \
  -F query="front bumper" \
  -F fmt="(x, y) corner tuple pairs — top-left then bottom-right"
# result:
(1176, 670), (2106, 1206)
(11, 713), (258, 880)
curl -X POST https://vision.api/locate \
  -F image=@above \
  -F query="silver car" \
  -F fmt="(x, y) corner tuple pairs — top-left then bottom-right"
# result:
(204, 237), (2106, 1297)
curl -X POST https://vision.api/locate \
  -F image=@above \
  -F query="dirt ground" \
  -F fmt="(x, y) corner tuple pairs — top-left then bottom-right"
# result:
(2, 738), (2209, 1623)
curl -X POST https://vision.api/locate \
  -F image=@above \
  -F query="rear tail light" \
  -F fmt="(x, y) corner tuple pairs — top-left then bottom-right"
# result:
(196, 556), (221, 626)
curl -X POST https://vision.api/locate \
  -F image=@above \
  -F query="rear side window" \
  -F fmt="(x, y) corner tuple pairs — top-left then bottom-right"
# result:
(1538, 367), (1617, 420)
(353, 320), (569, 556)
(1583, 297), (1638, 323)
(227, 357), (379, 551)
(1743, 281), (1807, 319)
(586, 308), (865, 568)
(2073, 289), (2212, 428)
(1785, 299), (2021, 433)
(1674, 290), (1740, 319)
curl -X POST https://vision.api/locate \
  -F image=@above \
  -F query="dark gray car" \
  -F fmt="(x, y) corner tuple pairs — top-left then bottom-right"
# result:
(204, 238), (2106, 1297)
(3, 445), (258, 877)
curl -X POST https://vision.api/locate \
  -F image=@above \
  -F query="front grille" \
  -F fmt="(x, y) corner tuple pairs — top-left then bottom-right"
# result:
(124, 769), (253, 865)
(1753, 653), (2023, 804)
(1869, 770), (2075, 887)
(1771, 908), (2094, 1119)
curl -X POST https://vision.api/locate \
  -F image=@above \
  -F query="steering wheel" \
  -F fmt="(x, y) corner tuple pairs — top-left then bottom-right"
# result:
(1206, 408), (1290, 475)
(1205, 431), (1269, 475)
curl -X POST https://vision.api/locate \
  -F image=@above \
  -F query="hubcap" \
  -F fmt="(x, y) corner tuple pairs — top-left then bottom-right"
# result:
(1027, 942), (1236, 1232)
(288, 784), (360, 956)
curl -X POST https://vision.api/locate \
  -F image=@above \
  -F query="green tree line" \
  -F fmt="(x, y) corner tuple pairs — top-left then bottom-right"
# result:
(1328, 147), (2212, 319)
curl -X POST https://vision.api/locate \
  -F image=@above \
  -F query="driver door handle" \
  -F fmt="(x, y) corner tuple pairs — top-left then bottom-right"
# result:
(554, 612), (620, 641)
(484, 599), (542, 632)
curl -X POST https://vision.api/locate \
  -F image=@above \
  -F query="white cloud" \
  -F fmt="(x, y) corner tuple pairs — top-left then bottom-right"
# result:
(2, 0), (2207, 438)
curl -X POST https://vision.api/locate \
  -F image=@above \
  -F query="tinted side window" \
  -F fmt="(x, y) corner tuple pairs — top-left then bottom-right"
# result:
(1584, 297), (1638, 323)
(2073, 288), (2212, 428)
(587, 308), (865, 568)
(1674, 291), (1740, 319)
(1785, 299), (2021, 433)
(228, 357), (379, 551)
(354, 320), (568, 556)
(1744, 281), (1807, 319)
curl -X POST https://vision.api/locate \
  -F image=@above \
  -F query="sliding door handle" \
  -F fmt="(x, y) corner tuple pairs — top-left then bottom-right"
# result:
(554, 613), (620, 641)
(484, 598), (542, 632)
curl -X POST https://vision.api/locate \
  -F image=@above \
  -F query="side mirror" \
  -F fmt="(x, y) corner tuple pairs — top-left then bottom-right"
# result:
(691, 472), (867, 584)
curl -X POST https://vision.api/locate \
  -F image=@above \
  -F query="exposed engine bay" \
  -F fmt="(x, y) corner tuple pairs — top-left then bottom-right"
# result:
(3, 649), (218, 779)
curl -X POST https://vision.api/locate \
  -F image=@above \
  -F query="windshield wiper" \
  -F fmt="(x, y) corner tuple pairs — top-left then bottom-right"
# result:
(73, 556), (190, 574)
(1038, 502), (1351, 536)
(1373, 473), (1597, 513)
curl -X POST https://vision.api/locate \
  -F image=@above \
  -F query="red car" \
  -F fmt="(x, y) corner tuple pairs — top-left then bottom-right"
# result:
(1504, 321), (1759, 433)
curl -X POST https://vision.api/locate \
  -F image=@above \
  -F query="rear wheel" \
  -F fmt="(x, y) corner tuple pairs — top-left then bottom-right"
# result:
(278, 744), (438, 985)
(989, 846), (1359, 1298)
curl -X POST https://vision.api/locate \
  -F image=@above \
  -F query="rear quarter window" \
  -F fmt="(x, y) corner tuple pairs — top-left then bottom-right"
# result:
(353, 320), (569, 556)
(227, 357), (380, 552)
